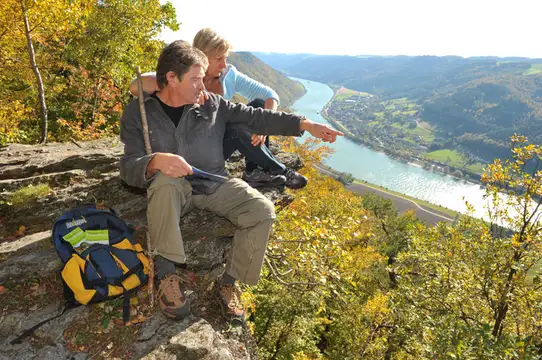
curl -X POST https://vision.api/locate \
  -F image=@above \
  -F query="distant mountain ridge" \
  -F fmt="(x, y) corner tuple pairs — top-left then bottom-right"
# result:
(253, 52), (542, 162)
(227, 52), (305, 109)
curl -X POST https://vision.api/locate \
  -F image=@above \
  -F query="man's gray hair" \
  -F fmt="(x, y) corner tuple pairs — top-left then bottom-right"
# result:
(156, 40), (209, 89)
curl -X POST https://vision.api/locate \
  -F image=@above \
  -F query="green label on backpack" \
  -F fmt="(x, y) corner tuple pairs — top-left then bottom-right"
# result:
(85, 230), (109, 243)
(63, 227), (86, 247)
(63, 228), (109, 247)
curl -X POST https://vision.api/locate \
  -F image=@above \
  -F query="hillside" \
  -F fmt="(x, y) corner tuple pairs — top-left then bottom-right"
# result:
(255, 53), (542, 163)
(2, 135), (542, 359)
(228, 52), (306, 109)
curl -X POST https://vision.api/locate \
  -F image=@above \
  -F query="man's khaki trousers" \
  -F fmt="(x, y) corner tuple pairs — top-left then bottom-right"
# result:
(147, 173), (275, 285)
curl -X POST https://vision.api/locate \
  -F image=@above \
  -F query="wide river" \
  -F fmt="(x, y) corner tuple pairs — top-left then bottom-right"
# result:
(291, 77), (491, 219)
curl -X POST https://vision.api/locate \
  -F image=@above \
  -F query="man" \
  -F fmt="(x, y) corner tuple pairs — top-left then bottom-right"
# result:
(130, 28), (308, 189)
(120, 40), (343, 320)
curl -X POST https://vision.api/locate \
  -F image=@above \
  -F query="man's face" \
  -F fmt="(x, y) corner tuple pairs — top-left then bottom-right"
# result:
(206, 50), (228, 78)
(169, 64), (206, 104)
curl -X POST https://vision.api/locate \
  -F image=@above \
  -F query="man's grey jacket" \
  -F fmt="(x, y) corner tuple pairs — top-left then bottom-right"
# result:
(119, 92), (305, 194)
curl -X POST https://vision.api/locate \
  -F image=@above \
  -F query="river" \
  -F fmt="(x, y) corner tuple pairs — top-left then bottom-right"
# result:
(291, 77), (491, 219)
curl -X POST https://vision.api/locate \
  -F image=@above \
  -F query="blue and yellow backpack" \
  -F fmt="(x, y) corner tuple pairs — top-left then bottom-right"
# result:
(11, 204), (150, 344)
(52, 204), (149, 314)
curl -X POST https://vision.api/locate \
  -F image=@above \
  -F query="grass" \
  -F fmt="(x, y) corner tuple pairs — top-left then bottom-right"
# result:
(353, 179), (460, 219)
(391, 122), (435, 143)
(426, 149), (485, 173)
(9, 183), (51, 206)
(334, 87), (371, 102)
(426, 149), (463, 163)
(466, 163), (485, 173)
(334, 87), (358, 101)
(524, 64), (542, 76)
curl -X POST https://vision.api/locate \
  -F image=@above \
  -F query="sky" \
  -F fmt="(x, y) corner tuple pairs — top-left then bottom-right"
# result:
(161, 0), (542, 59)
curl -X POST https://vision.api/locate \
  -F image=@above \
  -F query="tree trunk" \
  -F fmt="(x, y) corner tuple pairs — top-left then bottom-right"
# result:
(20, 0), (47, 143)
(90, 76), (102, 124)
(492, 250), (520, 337)
(257, 314), (273, 345)
(388, 256), (398, 289)
(270, 314), (296, 360)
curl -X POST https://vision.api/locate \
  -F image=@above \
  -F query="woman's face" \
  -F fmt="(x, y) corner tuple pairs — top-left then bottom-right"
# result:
(206, 50), (229, 78)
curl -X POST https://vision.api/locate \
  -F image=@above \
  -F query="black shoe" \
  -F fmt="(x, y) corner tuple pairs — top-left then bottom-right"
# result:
(284, 168), (308, 189)
(242, 169), (286, 187)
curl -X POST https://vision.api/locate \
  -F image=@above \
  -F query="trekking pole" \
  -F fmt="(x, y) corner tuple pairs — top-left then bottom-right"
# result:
(136, 66), (155, 308)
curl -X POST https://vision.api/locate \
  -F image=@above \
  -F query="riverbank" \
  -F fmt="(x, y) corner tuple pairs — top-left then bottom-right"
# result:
(320, 89), (485, 186)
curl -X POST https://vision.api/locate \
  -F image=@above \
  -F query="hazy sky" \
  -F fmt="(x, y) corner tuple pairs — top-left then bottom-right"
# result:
(161, 0), (541, 58)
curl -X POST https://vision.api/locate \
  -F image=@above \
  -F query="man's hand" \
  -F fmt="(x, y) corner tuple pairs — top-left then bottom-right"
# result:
(146, 153), (193, 179)
(251, 134), (267, 147)
(300, 119), (344, 143)
(197, 90), (209, 105)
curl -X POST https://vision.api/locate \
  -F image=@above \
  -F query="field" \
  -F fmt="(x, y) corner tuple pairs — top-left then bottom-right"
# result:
(334, 87), (370, 101)
(426, 149), (485, 173)
(524, 64), (542, 76)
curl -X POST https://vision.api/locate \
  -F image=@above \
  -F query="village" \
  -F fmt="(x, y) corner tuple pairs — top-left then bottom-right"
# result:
(322, 87), (488, 182)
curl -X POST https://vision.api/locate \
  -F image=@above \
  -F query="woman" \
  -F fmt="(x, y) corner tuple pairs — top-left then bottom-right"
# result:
(130, 28), (307, 189)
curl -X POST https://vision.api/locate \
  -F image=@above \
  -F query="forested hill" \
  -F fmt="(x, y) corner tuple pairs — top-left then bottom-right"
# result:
(254, 52), (542, 161)
(228, 52), (306, 109)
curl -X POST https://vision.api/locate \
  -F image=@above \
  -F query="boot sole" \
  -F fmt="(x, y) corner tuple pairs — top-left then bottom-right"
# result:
(243, 178), (286, 188)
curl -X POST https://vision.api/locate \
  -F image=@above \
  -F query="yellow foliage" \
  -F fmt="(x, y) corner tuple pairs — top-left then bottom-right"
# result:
(267, 139), (385, 299)
(292, 352), (323, 360)
(0, 99), (31, 144)
(362, 292), (391, 321)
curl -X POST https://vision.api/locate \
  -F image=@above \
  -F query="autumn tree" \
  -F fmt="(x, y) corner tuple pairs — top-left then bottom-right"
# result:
(0, 0), (178, 144)
(389, 135), (542, 358)
(246, 140), (395, 359)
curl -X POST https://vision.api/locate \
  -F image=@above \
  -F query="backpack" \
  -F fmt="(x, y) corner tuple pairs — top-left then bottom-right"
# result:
(53, 204), (149, 310)
(11, 204), (149, 344)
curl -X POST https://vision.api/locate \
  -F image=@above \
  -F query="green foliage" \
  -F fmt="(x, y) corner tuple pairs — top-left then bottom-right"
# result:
(248, 137), (542, 359)
(10, 183), (51, 206)
(387, 136), (542, 359)
(337, 172), (354, 185)
(246, 139), (393, 359)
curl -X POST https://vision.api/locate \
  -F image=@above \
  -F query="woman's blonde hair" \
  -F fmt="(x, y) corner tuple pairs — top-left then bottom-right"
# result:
(193, 28), (232, 56)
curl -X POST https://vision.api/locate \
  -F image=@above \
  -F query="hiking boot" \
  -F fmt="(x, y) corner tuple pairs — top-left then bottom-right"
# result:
(242, 169), (286, 187)
(284, 168), (308, 189)
(217, 283), (245, 319)
(157, 274), (190, 320)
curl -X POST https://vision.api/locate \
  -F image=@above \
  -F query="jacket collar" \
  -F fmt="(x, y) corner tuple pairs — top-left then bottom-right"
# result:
(143, 91), (200, 110)
(143, 91), (208, 120)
